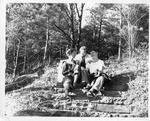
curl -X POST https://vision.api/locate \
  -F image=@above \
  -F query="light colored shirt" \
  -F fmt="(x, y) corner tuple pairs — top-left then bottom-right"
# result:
(87, 59), (105, 74)
(74, 53), (92, 64)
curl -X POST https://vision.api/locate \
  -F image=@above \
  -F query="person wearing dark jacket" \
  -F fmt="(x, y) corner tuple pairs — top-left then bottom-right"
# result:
(61, 48), (80, 97)
(74, 46), (92, 87)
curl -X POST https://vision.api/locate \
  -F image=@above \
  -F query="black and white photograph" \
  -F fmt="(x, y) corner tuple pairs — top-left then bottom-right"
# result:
(2, 0), (149, 119)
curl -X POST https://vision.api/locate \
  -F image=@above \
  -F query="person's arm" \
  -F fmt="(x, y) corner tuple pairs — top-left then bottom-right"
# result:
(74, 55), (80, 65)
(62, 61), (73, 76)
(102, 61), (107, 73)
(86, 62), (90, 72)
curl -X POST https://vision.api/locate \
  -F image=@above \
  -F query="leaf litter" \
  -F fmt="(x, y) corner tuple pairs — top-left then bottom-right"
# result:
(5, 55), (149, 117)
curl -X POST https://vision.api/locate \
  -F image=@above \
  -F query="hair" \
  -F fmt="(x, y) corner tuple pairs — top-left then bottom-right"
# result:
(66, 48), (76, 57)
(79, 46), (87, 52)
(91, 47), (99, 53)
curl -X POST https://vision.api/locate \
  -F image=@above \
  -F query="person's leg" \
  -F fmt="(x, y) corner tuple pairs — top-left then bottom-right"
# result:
(81, 68), (90, 87)
(63, 77), (72, 97)
(73, 65), (81, 87)
(90, 76), (104, 91)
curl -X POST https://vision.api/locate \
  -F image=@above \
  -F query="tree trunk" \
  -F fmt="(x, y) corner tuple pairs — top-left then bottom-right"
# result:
(77, 16), (82, 49)
(118, 9), (122, 61)
(48, 55), (51, 66)
(23, 38), (26, 73)
(93, 26), (96, 40)
(43, 17), (49, 65)
(77, 17), (81, 50)
(75, 3), (85, 50)
(131, 32), (134, 58)
(98, 20), (102, 42)
(127, 21), (132, 58)
(60, 47), (63, 58)
(71, 42), (76, 48)
(98, 19), (102, 51)
(128, 36), (131, 58)
(13, 38), (20, 79)
(70, 4), (75, 43)
(118, 39), (121, 61)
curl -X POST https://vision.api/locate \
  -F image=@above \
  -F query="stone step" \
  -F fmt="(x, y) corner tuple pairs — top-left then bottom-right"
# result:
(37, 98), (132, 115)
(102, 91), (122, 97)
(54, 88), (125, 97)
(52, 89), (128, 105)
(13, 109), (80, 117)
(96, 104), (130, 114)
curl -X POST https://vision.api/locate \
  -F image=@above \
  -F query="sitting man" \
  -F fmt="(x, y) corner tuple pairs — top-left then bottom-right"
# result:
(86, 48), (110, 97)
(74, 46), (92, 87)
(61, 48), (80, 97)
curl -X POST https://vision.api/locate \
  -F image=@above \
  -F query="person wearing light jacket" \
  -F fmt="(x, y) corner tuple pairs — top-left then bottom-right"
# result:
(86, 48), (110, 97)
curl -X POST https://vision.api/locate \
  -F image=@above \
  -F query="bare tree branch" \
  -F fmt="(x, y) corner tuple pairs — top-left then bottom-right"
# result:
(53, 22), (73, 42)
(75, 3), (80, 18)
(63, 6), (72, 21)
(133, 11), (149, 26)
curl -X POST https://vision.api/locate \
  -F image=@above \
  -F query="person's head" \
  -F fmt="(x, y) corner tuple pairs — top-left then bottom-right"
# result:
(79, 46), (87, 55)
(66, 48), (77, 58)
(90, 48), (99, 59)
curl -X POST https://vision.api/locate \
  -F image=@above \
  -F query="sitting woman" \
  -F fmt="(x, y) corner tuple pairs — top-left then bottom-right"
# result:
(61, 48), (80, 97)
(86, 48), (110, 97)
(74, 46), (92, 87)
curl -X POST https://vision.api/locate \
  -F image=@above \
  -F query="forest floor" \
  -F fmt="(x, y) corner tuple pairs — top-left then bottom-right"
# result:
(5, 53), (149, 117)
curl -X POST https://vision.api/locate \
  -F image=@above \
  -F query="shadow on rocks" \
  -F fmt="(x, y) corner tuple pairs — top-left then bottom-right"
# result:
(106, 72), (136, 91)
(103, 72), (135, 97)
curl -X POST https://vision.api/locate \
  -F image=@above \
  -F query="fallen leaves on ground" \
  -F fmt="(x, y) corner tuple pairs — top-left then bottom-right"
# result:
(5, 54), (148, 117)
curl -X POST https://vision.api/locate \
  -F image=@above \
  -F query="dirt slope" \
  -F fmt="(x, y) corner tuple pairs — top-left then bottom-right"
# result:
(5, 55), (148, 117)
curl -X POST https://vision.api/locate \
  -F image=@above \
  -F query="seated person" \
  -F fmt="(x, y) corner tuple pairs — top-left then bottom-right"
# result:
(74, 46), (91, 68)
(61, 48), (80, 97)
(74, 46), (92, 87)
(85, 48), (110, 97)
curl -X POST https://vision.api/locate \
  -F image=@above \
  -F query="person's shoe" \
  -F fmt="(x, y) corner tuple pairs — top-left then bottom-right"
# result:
(82, 88), (88, 94)
(96, 91), (103, 96)
(81, 82), (87, 88)
(86, 91), (94, 97)
(92, 89), (99, 96)
(85, 84), (91, 90)
(65, 89), (69, 97)
(64, 83), (70, 97)
(100, 87), (105, 91)
(73, 82), (77, 88)
(93, 91), (103, 99)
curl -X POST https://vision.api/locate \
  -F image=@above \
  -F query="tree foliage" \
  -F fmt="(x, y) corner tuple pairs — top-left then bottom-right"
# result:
(6, 3), (149, 77)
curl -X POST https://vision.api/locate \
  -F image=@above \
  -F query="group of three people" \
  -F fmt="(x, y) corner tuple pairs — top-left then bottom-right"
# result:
(59, 46), (109, 97)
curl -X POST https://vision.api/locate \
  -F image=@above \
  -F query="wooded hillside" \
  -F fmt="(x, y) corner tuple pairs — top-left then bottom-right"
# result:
(5, 3), (149, 117)
(6, 3), (149, 80)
